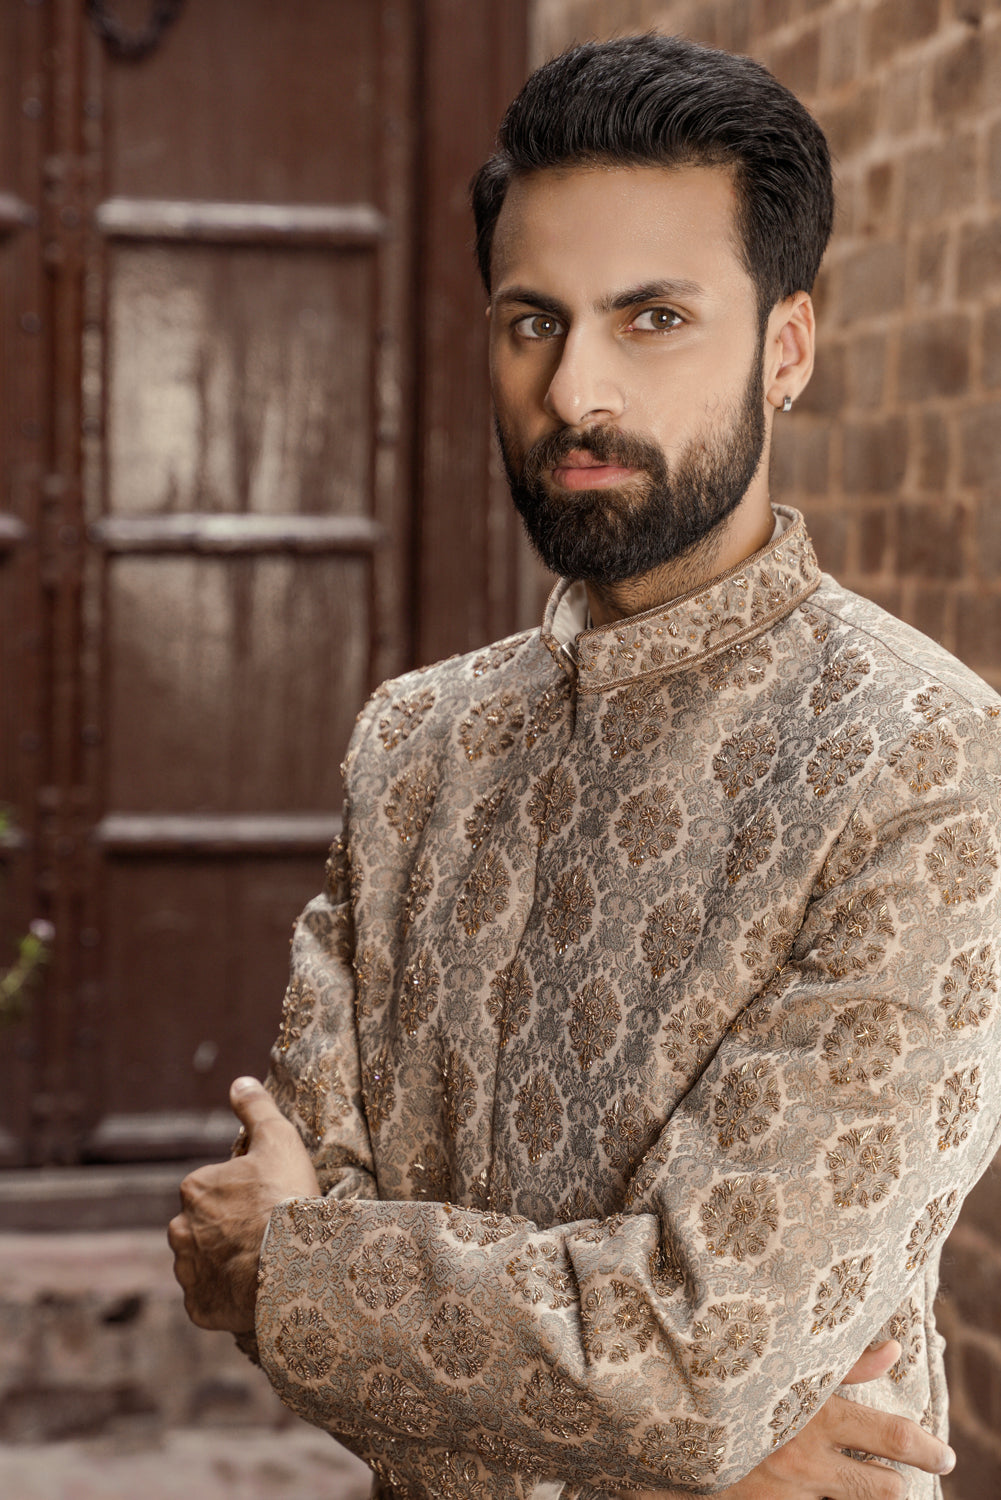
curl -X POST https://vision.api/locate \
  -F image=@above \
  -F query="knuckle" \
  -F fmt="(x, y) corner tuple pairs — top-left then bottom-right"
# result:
(883, 1416), (911, 1456)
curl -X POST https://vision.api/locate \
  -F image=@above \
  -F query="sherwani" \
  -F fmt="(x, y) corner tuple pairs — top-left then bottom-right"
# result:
(251, 508), (1001, 1498)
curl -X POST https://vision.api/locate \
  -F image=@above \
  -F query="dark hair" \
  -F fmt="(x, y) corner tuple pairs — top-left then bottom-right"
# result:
(471, 33), (834, 318)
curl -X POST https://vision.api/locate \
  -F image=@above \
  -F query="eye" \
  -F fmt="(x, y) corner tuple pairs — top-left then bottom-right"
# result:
(630, 307), (684, 332)
(514, 313), (564, 340)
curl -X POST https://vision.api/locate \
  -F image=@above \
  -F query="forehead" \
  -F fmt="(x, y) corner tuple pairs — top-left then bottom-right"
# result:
(490, 163), (751, 302)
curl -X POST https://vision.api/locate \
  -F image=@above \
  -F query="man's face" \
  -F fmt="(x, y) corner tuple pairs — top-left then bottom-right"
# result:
(488, 165), (771, 585)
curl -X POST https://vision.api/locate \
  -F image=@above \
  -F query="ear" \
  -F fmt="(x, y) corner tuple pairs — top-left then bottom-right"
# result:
(764, 292), (815, 413)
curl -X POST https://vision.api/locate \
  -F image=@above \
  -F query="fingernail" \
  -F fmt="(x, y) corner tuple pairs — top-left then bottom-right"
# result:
(867, 1338), (892, 1350)
(232, 1076), (259, 1097)
(938, 1445), (956, 1475)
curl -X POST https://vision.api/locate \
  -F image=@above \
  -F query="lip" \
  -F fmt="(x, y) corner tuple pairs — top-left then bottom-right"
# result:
(551, 460), (642, 491)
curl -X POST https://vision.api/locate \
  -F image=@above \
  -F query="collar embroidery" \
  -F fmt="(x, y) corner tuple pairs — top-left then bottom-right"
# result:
(540, 507), (821, 692)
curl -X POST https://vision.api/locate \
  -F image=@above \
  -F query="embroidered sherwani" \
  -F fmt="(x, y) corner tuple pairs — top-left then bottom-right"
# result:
(252, 509), (1001, 1498)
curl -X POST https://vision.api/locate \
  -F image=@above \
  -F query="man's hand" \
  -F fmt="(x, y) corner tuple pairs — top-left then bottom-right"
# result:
(167, 1077), (320, 1333)
(617, 1340), (956, 1500)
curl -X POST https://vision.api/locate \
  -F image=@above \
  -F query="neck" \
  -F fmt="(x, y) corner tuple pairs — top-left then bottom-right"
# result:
(584, 494), (774, 628)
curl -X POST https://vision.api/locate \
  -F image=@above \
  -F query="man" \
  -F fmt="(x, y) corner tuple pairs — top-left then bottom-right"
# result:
(170, 34), (1000, 1499)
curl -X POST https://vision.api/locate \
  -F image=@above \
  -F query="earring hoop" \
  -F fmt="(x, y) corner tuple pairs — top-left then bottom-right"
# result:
(782, 395), (793, 413)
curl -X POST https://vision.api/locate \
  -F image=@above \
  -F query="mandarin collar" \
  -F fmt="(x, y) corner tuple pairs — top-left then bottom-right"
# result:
(540, 506), (821, 692)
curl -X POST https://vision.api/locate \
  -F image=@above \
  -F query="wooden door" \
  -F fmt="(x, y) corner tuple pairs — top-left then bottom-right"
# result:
(0, 0), (528, 1168)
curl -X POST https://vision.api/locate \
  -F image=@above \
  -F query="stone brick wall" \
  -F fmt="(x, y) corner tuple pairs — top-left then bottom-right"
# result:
(530, 2), (1001, 1492)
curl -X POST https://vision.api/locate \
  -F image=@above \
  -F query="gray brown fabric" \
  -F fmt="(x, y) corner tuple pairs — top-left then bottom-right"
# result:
(253, 509), (1001, 1497)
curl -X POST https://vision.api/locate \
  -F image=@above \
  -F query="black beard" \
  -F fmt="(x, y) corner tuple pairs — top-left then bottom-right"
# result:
(497, 357), (767, 587)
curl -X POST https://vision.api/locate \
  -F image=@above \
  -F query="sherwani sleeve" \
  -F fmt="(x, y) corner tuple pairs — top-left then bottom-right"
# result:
(253, 711), (1001, 1493)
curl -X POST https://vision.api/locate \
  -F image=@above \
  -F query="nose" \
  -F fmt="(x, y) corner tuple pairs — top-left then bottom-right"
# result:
(543, 326), (625, 427)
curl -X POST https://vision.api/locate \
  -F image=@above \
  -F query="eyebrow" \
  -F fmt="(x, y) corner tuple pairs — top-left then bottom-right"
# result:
(492, 278), (707, 318)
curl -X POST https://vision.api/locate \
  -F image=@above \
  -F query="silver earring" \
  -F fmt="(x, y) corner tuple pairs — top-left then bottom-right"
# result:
(782, 395), (793, 413)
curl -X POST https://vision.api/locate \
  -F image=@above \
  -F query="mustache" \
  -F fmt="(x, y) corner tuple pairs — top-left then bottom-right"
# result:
(521, 425), (666, 485)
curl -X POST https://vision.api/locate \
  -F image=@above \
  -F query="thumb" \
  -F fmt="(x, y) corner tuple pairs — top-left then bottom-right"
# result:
(229, 1076), (283, 1137)
(841, 1338), (902, 1386)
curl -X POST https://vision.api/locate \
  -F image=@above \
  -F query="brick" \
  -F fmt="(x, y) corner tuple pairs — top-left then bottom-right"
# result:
(799, 505), (848, 573)
(963, 1339), (1001, 1433)
(958, 220), (1001, 298)
(916, 411), (951, 491)
(754, 0), (794, 28)
(858, 503), (894, 573)
(798, 343), (845, 416)
(932, 33), (986, 118)
(941, 1228), (1001, 1340)
(714, 0), (751, 54)
(844, 331), (888, 408)
(852, 578), (903, 617)
(842, 416), (908, 493)
(838, 242), (905, 323)
(897, 500), (965, 579)
(960, 402), (1001, 485)
(878, 65), (925, 136)
(769, 26), (821, 96)
(898, 316), (971, 401)
(910, 228), (949, 308)
(949, 1167), (1001, 1243)
(819, 85), (879, 157)
(956, 587), (1001, 670)
(974, 492), (1001, 576)
(939, 1425), (1001, 1500)
(867, 0), (942, 65)
(908, 583), (951, 645)
(770, 424), (829, 495)
(984, 305), (1001, 388)
(821, 10), (861, 89)
(862, 160), (896, 232)
(903, 135), (978, 224)
(990, 119), (1001, 203)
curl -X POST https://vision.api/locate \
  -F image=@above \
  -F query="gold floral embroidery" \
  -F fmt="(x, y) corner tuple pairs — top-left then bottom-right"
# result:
(713, 724), (777, 797)
(471, 638), (527, 676)
(936, 1065), (981, 1150)
(581, 1280), (658, 1362)
(277, 975), (314, 1053)
(527, 765), (577, 845)
(639, 1418), (726, 1482)
(727, 808), (777, 883)
(323, 832), (351, 905)
(407, 1142), (451, 1202)
(890, 724), (959, 794)
(524, 682), (570, 747)
(661, 1001), (720, 1073)
(402, 858), (432, 931)
(384, 767), (437, 842)
(274, 1306), (337, 1380)
(458, 691), (524, 761)
(827, 1125), (900, 1207)
(546, 866), (595, 952)
(601, 1093), (658, 1172)
(913, 685), (954, 723)
(823, 1000), (902, 1085)
(817, 890), (894, 977)
(882, 1300), (923, 1384)
(441, 1049), (477, 1137)
(714, 1061), (781, 1149)
(741, 907), (796, 984)
(349, 1234), (423, 1309)
(809, 647), (871, 714)
(506, 1241), (574, 1308)
(926, 817), (999, 904)
(514, 1073), (564, 1162)
(691, 1301), (768, 1380)
(421, 1303), (491, 1378)
(700, 1176), (778, 1259)
(600, 680), (664, 759)
(455, 850), (510, 936)
(519, 1369), (593, 1437)
(769, 1372), (836, 1444)
(642, 894), (701, 977)
(295, 1055), (350, 1139)
(362, 1049), (395, 1132)
(400, 949), (440, 1034)
(614, 784), (682, 864)
(487, 960), (532, 1045)
(464, 787), (506, 850)
(569, 978), (621, 1069)
(817, 809), (873, 891)
(706, 638), (772, 691)
(906, 1191), (959, 1270)
(446, 1207), (522, 1245)
(649, 1241), (686, 1297)
(365, 1372), (434, 1435)
(811, 1255), (874, 1332)
(940, 944), (998, 1029)
(354, 945), (391, 1018)
(423, 1452), (492, 1500)
(378, 688), (436, 750)
(806, 722), (874, 796)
